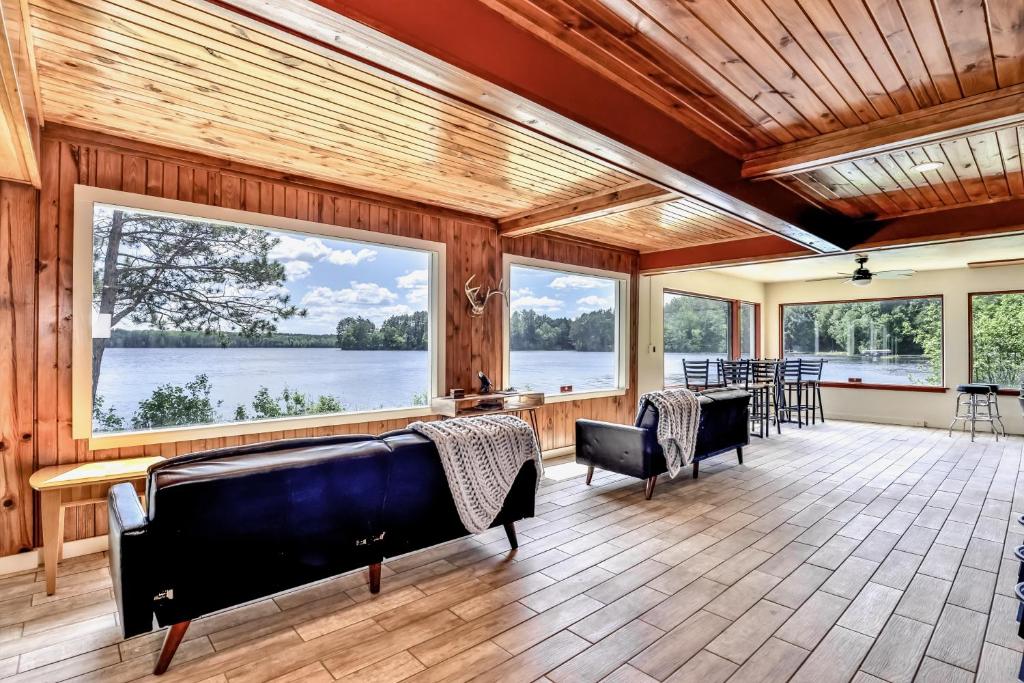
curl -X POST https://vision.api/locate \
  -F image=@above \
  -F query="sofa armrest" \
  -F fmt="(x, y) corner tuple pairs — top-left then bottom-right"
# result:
(108, 483), (155, 638)
(575, 419), (661, 479)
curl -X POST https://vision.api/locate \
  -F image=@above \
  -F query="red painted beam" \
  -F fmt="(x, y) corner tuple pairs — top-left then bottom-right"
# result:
(639, 236), (812, 272)
(300, 0), (852, 249)
(853, 198), (1024, 249)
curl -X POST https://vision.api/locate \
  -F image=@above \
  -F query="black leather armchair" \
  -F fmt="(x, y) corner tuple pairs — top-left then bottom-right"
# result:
(576, 388), (750, 499)
(107, 431), (536, 674)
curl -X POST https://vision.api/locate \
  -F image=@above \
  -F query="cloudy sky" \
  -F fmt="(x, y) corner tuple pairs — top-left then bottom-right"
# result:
(263, 229), (430, 333)
(509, 265), (616, 319)
(100, 206), (617, 335)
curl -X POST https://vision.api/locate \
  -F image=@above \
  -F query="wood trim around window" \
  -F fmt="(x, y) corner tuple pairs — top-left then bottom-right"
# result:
(817, 382), (948, 393)
(662, 289), (760, 361)
(73, 186), (448, 450)
(778, 294), (945, 391)
(968, 289), (1024, 391)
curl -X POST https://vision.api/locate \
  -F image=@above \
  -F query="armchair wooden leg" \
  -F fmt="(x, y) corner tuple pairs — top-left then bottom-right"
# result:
(692, 461), (700, 479)
(737, 447), (743, 465)
(644, 476), (657, 500)
(154, 621), (190, 675)
(504, 521), (518, 549)
(585, 465), (594, 485)
(368, 562), (381, 594)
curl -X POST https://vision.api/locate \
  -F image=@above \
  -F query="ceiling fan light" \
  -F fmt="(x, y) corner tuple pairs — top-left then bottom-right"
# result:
(852, 277), (871, 287)
(909, 161), (944, 173)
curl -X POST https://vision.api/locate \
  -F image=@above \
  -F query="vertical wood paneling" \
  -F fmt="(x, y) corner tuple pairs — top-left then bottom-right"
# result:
(0, 181), (38, 555)
(0, 128), (638, 556)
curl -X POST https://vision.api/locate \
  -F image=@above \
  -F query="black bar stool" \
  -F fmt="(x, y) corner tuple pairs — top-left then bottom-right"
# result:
(751, 360), (782, 436)
(949, 383), (1005, 441)
(683, 359), (723, 391)
(799, 359), (825, 425)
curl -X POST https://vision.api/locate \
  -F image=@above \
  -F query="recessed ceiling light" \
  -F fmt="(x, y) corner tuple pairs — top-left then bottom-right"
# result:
(909, 161), (944, 173)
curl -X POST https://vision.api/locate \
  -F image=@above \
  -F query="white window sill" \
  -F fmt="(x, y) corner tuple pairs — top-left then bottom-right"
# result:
(541, 389), (628, 404)
(87, 405), (436, 450)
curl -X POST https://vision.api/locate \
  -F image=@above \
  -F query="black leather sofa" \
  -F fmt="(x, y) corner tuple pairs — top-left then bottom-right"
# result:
(575, 388), (750, 499)
(107, 430), (536, 674)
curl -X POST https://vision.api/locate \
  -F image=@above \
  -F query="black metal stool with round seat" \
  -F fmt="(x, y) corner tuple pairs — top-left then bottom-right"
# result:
(949, 383), (1005, 442)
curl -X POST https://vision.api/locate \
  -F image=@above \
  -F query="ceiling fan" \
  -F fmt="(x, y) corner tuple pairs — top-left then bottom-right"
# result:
(807, 254), (914, 287)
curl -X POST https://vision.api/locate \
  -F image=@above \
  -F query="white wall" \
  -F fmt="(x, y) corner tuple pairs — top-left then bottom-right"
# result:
(764, 263), (1024, 435)
(639, 269), (766, 395)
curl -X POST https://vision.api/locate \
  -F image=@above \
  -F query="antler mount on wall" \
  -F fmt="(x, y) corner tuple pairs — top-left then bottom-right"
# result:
(464, 275), (508, 317)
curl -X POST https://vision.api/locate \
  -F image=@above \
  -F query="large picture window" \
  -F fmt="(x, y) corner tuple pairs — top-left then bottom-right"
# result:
(782, 296), (943, 386)
(504, 258), (628, 397)
(74, 188), (444, 446)
(970, 291), (1024, 388)
(663, 292), (731, 386)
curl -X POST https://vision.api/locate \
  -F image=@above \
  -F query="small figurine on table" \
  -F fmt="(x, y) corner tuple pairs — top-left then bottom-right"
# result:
(478, 370), (493, 395)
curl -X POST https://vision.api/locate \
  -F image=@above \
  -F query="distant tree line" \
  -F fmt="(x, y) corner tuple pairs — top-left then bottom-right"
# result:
(105, 329), (336, 348)
(335, 311), (428, 350)
(509, 309), (614, 352)
(971, 293), (1024, 387)
(104, 311), (430, 351)
(663, 295), (729, 354)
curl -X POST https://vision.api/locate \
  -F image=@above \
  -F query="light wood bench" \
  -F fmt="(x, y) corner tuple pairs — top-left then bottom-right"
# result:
(29, 456), (164, 594)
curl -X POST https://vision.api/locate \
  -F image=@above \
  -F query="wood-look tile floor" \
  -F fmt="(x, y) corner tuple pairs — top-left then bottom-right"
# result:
(3, 420), (1024, 682)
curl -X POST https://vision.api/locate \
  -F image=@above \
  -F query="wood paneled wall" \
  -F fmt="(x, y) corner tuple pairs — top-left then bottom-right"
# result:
(0, 128), (638, 557)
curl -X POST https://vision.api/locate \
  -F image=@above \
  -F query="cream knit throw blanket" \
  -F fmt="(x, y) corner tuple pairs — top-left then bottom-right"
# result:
(638, 388), (702, 478)
(409, 414), (542, 533)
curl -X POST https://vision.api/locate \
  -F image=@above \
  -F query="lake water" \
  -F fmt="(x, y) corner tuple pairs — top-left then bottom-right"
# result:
(96, 348), (938, 429)
(664, 352), (935, 386)
(95, 348), (618, 427)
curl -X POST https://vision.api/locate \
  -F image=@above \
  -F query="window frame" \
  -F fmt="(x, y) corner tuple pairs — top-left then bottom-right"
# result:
(502, 254), (630, 402)
(968, 289), (1024, 394)
(661, 289), (761, 388)
(778, 294), (946, 393)
(736, 300), (760, 359)
(73, 185), (447, 450)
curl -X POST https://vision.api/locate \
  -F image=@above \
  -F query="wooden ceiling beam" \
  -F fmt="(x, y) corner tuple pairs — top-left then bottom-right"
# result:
(742, 84), (1024, 180)
(639, 235), (811, 273)
(218, 0), (847, 254)
(0, 0), (41, 186)
(498, 181), (676, 237)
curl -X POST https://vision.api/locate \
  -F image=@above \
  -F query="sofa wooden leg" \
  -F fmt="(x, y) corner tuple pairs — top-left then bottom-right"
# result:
(644, 476), (657, 500)
(154, 621), (190, 675)
(692, 461), (699, 479)
(737, 447), (743, 465)
(585, 466), (594, 485)
(504, 521), (519, 549)
(368, 562), (381, 594)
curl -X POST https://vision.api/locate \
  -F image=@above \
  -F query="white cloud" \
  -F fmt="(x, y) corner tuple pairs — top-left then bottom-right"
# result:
(406, 288), (428, 306)
(549, 274), (604, 290)
(511, 287), (562, 311)
(283, 260), (312, 280)
(577, 295), (612, 309)
(301, 282), (398, 307)
(268, 234), (377, 272)
(397, 269), (428, 306)
(268, 235), (333, 261)
(396, 269), (428, 289)
(325, 248), (377, 266)
(294, 282), (410, 329)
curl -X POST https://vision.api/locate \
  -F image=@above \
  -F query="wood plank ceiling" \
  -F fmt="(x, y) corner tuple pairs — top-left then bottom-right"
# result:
(22, 0), (785, 254)
(482, 0), (1024, 220)
(555, 197), (766, 252)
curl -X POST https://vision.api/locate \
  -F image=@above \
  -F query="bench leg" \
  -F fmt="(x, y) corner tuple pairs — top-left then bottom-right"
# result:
(737, 447), (744, 465)
(585, 465), (594, 485)
(40, 491), (62, 596)
(368, 562), (381, 594)
(504, 521), (518, 549)
(645, 476), (657, 500)
(154, 621), (190, 675)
